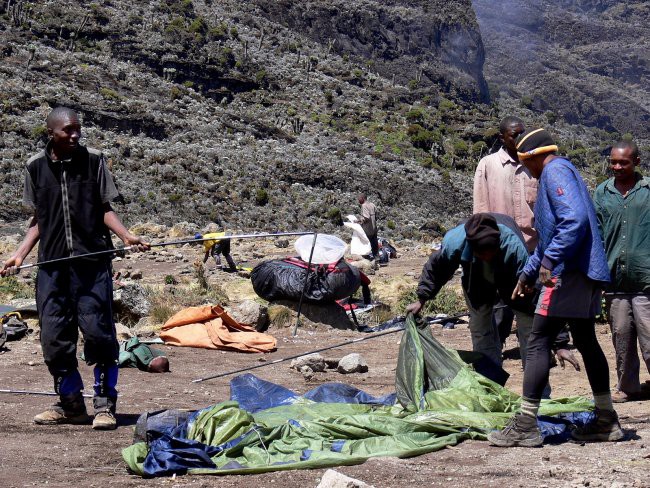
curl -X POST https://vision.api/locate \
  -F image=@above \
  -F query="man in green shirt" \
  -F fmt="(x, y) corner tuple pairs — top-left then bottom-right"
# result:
(594, 140), (650, 402)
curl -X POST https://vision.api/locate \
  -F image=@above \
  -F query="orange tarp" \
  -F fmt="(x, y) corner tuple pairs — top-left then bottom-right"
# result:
(159, 304), (276, 353)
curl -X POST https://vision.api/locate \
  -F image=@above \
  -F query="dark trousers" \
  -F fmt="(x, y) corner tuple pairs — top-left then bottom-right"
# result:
(523, 315), (610, 400)
(212, 240), (237, 271)
(37, 260), (119, 411)
(494, 299), (514, 345)
(368, 233), (379, 259)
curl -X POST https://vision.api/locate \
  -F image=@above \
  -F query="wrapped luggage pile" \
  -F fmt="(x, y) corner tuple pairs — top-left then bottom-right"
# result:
(251, 257), (361, 304)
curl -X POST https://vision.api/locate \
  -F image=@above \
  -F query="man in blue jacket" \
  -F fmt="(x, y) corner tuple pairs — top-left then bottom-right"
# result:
(488, 129), (623, 447)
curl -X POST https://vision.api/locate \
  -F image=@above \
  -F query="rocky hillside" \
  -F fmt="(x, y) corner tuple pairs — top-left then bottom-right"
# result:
(474, 0), (650, 138)
(0, 0), (644, 244)
(0, 0), (502, 239)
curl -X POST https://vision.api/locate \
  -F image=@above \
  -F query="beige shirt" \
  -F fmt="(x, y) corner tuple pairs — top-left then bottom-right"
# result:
(473, 148), (538, 252)
(358, 201), (377, 237)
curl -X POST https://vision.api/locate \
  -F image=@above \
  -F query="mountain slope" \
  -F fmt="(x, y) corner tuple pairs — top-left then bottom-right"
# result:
(474, 0), (650, 137)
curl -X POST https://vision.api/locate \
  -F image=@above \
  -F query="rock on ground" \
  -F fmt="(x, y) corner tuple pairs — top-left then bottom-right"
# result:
(115, 323), (134, 341)
(316, 469), (373, 488)
(337, 353), (368, 374)
(227, 300), (269, 331)
(112, 283), (150, 323)
(290, 353), (326, 373)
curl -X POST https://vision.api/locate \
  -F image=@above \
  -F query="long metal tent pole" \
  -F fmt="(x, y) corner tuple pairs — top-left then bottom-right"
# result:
(192, 312), (467, 383)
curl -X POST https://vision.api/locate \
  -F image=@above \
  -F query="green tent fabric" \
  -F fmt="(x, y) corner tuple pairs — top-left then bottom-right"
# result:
(122, 315), (592, 477)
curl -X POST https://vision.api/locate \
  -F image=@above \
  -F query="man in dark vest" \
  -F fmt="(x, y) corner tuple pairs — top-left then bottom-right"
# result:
(1, 107), (149, 430)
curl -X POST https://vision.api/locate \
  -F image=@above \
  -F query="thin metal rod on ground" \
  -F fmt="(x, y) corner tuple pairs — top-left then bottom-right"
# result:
(0, 388), (93, 398)
(192, 312), (468, 383)
(292, 232), (318, 337)
(15, 231), (315, 271)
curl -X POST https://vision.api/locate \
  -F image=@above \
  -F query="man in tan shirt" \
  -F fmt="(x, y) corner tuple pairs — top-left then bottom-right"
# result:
(474, 116), (537, 252)
(472, 116), (538, 359)
(356, 194), (378, 259)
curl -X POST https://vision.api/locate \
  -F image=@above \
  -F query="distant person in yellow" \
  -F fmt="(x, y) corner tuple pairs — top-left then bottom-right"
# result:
(197, 232), (237, 271)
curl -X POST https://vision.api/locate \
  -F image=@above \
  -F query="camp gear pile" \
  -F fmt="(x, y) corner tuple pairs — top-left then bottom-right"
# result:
(123, 315), (591, 477)
(251, 258), (361, 304)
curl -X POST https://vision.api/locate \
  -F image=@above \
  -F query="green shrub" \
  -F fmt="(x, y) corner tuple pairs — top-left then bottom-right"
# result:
(99, 87), (121, 101)
(255, 188), (269, 206)
(170, 86), (184, 100)
(452, 139), (469, 157)
(255, 70), (267, 83)
(0, 276), (35, 300)
(471, 141), (488, 156)
(326, 207), (342, 223)
(407, 124), (441, 150)
(438, 98), (457, 112)
(31, 125), (48, 140)
(188, 16), (208, 41)
(164, 274), (178, 285)
(396, 286), (465, 317)
(209, 22), (228, 40)
(405, 107), (427, 123)
(520, 95), (533, 109)
(164, 16), (186, 35)
(387, 220), (396, 230)
(168, 193), (183, 203)
(545, 111), (558, 124)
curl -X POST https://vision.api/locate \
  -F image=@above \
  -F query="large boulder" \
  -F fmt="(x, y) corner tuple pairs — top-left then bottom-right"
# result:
(113, 283), (150, 324)
(270, 300), (355, 330)
(227, 300), (269, 331)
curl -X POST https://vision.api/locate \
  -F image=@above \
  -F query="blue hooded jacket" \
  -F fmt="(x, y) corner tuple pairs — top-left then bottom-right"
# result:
(522, 157), (609, 284)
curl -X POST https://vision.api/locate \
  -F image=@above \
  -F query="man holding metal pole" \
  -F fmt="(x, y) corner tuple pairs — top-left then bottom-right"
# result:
(1, 107), (149, 430)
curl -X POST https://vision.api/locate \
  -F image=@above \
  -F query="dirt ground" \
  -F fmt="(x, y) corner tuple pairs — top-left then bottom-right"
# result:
(1, 245), (649, 488)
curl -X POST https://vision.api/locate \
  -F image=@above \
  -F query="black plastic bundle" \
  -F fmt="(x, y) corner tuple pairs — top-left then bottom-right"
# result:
(251, 258), (361, 303)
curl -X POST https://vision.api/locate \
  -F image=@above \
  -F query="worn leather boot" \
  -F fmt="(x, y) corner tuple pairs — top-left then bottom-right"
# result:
(487, 413), (543, 447)
(34, 393), (90, 425)
(571, 408), (625, 442)
(92, 411), (117, 430)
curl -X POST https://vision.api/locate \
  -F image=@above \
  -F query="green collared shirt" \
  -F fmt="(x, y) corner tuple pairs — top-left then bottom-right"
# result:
(593, 174), (650, 293)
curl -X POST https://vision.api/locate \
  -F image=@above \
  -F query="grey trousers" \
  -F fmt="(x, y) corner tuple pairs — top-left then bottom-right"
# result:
(606, 294), (650, 394)
(464, 292), (533, 368)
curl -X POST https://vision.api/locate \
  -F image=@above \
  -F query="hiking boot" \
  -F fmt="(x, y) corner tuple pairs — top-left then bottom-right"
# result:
(571, 408), (624, 442)
(92, 411), (117, 430)
(34, 403), (90, 425)
(611, 390), (643, 403)
(487, 414), (542, 447)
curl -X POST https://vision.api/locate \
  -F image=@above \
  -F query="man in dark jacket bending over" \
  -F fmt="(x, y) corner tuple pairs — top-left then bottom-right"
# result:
(406, 213), (577, 380)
